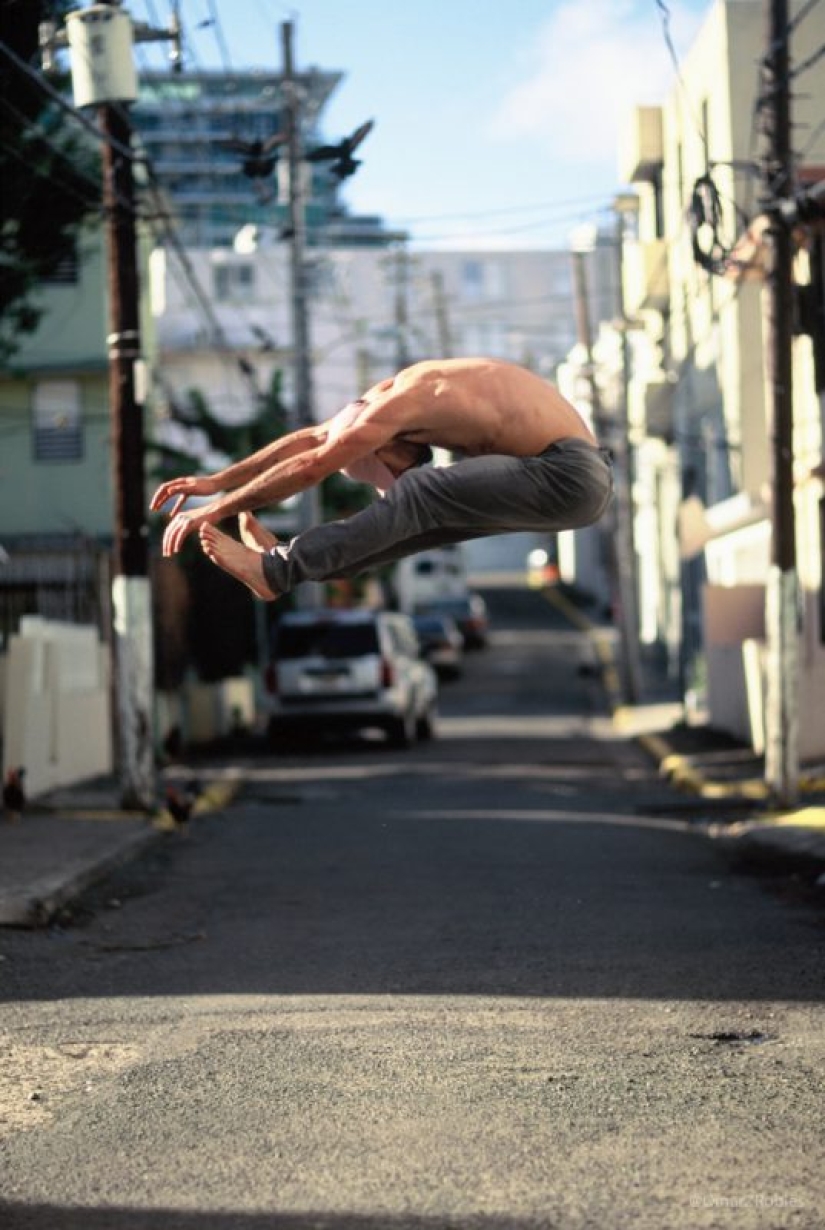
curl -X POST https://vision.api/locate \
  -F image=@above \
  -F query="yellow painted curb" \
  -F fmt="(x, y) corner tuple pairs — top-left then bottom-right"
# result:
(541, 588), (783, 802)
(769, 806), (825, 829)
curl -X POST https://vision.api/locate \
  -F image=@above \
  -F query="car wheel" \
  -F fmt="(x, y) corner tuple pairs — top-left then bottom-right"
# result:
(416, 703), (436, 741)
(387, 708), (417, 749)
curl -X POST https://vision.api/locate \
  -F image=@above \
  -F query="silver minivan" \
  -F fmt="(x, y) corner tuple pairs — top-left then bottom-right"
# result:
(265, 609), (438, 748)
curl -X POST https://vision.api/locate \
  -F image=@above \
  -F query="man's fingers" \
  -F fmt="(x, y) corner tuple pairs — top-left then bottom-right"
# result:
(151, 481), (179, 511)
(163, 514), (189, 557)
(169, 493), (188, 518)
(150, 478), (192, 512)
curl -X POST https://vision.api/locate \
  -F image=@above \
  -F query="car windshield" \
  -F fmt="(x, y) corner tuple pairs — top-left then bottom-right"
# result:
(414, 617), (445, 633)
(276, 622), (380, 659)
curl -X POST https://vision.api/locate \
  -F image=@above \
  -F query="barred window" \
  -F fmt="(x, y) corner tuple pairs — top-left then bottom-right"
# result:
(32, 381), (83, 462)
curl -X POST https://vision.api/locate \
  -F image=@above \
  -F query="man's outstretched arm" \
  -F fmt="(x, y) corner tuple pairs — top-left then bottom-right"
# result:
(158, 414), (398, 556)
(149, 422), (328, 520)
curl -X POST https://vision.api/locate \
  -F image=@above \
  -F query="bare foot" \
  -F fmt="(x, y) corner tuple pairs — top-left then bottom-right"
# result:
(238, 511), (279, 552)
(199, 524), (279, 601)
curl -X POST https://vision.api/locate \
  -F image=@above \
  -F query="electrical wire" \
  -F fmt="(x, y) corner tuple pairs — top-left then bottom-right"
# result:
(652, 0), (709, 167)
(791, 37), (825, 79)
(0, 37), (137, 164)
(203, 0), (233, 71)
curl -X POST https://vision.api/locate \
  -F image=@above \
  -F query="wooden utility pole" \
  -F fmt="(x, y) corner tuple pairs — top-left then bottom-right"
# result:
(100, 98), (155, 809)
(761, 0), (799, 805)
(55, 0), (178, 810)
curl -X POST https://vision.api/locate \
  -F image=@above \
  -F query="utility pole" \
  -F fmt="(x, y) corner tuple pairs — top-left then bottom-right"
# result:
(570, 238), (642, 705)
(393, 242), (412, 369)
(430, 270), (453, 358)
(280, 19), (321, 605)
(612, 198), (643, 706)
(52, 1), (180, 809)
(761, 0), (798, 805)
(99, 95), (154, 810)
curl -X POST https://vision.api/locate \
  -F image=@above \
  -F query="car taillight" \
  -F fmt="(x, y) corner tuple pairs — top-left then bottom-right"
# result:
(264, 663), (278, 694)
(381, 657), (396, 687)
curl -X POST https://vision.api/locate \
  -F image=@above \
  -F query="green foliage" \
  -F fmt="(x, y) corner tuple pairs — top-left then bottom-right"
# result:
(148, 369), (290, 486)
(0, 1), (101, 364)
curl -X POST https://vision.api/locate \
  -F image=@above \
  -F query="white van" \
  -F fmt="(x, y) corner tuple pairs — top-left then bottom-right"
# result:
(393, 545), (468, 615)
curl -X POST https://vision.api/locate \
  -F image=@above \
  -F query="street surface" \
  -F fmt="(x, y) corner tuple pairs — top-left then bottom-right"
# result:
(1, 585), (824, 1229)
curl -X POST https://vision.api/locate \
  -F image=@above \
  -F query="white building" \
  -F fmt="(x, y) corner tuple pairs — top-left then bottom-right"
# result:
(149, 241), (601, 574)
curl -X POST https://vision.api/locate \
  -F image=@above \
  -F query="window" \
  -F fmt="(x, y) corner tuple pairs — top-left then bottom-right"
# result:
(39, 244), (79, 286)
(32, 380), (83, 462)
(213, 262), (256, 302)
(461, 260), (484, 301)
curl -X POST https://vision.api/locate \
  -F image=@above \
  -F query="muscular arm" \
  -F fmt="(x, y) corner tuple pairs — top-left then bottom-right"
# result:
(159, 409), (401, 556)
(150, 421), (329, 517)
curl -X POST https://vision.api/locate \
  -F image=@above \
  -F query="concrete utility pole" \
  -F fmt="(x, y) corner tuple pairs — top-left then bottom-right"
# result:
(761, 0), (799, 805)
(280, 19), (321, 606)
(570, 240), (642, 705)
(393, 243), (412, 369)
(54, 1), (180, 809)
(430, 270), (453, 358)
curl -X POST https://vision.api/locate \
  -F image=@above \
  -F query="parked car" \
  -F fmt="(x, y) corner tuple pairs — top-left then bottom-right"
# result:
(265, 609), (438, 748)
(416, 592), (490, 649)
(412, 613), (464, 679)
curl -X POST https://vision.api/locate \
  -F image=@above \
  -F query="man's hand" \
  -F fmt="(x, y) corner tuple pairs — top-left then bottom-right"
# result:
(150, 474), (220, 517)
(162, 507), (216, 557)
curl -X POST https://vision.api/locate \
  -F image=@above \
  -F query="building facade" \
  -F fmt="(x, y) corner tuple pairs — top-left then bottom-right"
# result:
(132, 70), (396, 249)
(614, 0), (825, 755)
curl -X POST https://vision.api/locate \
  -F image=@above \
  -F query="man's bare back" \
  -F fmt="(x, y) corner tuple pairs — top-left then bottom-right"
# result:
(354, 357), (596, 457)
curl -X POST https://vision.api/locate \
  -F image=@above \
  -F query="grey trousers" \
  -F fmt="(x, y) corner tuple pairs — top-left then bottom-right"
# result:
(261, 437), (613, 595)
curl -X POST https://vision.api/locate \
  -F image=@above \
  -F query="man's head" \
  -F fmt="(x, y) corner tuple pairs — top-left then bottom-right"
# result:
(374, 439), (433, 479)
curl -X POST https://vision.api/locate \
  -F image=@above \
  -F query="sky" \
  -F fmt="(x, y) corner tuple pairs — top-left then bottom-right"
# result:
(133, 0), (715, 249)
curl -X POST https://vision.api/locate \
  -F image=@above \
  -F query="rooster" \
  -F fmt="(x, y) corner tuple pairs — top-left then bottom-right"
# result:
(164, 779), (201, 834)
(3, 767), (26, 823)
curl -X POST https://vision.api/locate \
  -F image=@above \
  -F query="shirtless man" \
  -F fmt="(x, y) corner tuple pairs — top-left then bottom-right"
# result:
(150, 357), (613, 602)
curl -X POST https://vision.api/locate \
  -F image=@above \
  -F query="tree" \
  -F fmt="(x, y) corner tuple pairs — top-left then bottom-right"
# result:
(0, 0), (99, 364)
(148, 369), (378, 686)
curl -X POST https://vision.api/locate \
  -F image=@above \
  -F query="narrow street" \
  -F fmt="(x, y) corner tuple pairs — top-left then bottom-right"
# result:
(1, 586), (823, 1229)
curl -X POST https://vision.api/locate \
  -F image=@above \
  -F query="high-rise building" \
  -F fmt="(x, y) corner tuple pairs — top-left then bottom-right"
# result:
(132, 69), (397, 249)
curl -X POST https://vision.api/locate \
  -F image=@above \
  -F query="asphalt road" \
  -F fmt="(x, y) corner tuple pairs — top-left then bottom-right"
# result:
(1, 585), (824, 1230)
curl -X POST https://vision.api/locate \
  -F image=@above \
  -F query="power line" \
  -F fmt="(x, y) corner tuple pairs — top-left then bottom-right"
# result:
(391, 193), (611, 225)
(203, 0), (233, 71)
(0, 37), (136, 164)
(791, 37), (825, 78)
(652, 0), (709, 165)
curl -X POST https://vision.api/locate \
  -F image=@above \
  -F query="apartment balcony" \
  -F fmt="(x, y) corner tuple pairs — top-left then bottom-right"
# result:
(619, 106), (664, 184)
(623, 238), (670, 314)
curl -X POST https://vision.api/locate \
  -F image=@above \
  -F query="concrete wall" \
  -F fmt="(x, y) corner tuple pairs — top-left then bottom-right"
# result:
(1, 618), (113, 798)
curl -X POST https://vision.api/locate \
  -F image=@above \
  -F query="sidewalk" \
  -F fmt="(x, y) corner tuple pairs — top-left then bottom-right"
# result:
(0, 771), (240, 927)
(545, 584), (825, 875)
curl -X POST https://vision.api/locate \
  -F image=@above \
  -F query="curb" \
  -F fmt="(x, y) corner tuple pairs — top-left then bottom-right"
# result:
(542, 584), (825, 867)
(0, 773), (244, 928)
(0, 826), (159, 928)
